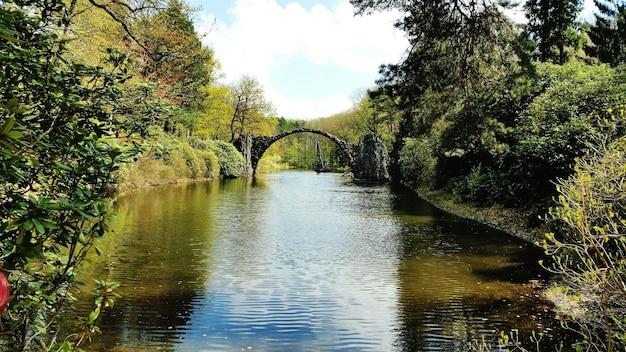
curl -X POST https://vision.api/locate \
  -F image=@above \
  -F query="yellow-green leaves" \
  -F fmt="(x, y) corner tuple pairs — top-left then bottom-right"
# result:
(1, 98), (26, 152)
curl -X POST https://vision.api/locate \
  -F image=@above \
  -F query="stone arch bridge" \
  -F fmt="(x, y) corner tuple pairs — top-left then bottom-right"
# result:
(233, 128), (389, 181)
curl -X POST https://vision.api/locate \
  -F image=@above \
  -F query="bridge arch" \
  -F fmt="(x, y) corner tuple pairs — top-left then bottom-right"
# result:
(234, 129), (389, 181)
(235, 128), (355, 177)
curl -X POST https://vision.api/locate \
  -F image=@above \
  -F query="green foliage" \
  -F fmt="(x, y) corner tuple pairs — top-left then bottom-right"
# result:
(398, 137), (437, 189)
(447, 164), (514, 206)
(395, 62), (626, 216)
(74, 280), (121, 346)
(117, 127), (247, 188)
(272, 119), (313, 169)
(196, 85), (235, 141)
(540, 104), (626, 351)
(525, 0), (583, 64)
(118, 79), (179, 137)
(227, 75), (276, 142)
(196, 139), (245, 178)
(268, 118), (352, 170)
(0, 0), (138, 348)
(118, 127), (225, 188)
(129, 0), (216, 110)
(468, 329), (549, 352)
(510, 62), (626, 205)
(586, 0), (626, 67)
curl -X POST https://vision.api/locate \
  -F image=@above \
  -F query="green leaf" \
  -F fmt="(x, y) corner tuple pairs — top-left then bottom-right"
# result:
(1, 116), (16, 134)
(39, 220), (58, 229)
(32, 219), (45, 234)
(53, 162), (73, 171)
(0, 33), (23, 43)
(5, 130), (23, 139)
(23, 219), (33, 231)
(0, 139), (18, 152)
(87, 311), (98, 324)
(6, 98), (18, 111)
(34, 324), (47, 334)
(76, 209), (93, 219)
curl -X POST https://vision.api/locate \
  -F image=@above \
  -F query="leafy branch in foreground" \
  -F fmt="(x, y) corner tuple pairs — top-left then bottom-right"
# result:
(539, 102), (626, 352)
(1, 0), (140, 349)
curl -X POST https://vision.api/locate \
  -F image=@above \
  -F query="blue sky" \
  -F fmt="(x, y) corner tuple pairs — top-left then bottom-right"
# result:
(190, 0), (597, 120)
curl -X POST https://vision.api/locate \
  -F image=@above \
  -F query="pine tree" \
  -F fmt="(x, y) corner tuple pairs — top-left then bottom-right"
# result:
(525, 0), (583, 64)
(586, 0), (626, 66)
(350, 0), (520, 180)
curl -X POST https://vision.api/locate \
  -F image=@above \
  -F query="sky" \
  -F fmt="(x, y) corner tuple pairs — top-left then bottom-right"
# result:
(190, 0), (598, 121)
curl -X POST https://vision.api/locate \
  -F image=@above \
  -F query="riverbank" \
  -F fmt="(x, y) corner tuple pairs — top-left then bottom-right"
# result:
(411, 186), (610, 352)
(413, 187), (547, 244)
(113, 154), (292, 193)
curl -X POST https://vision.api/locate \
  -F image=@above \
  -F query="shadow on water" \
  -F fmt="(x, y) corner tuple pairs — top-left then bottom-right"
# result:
(76, 181), (225, 351)
(389, 184), (568, 351)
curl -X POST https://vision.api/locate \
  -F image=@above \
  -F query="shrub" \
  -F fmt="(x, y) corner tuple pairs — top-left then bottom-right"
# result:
(196, 149), (220, 178)
(166, 149), (193, 178)
(190, 138), (244, 178)
(511, 62), (626, 205)
(0, 1), (139, 348)
(398, 137), (437, 188)
(540, 104), (626, 351)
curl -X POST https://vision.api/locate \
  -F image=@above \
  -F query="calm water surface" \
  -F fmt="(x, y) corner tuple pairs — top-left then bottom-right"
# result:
(79, 171), (557, 351)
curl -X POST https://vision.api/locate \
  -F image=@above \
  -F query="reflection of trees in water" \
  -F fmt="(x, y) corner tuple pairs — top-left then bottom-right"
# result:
(79, 181), (225, 350)
(391, 190), (563, 351)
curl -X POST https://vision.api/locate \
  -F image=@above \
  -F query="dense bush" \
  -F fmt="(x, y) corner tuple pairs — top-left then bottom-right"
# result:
(116, 128), (227, 188)
(404, 62), (626, 219)
(447, 165), (515, 206)
(398, 137), (437, 189)
(506, 63), (626, 206)
(0, 0), (138, 348)
(191, 138), (244, 178)
(541, 107), (626, 351)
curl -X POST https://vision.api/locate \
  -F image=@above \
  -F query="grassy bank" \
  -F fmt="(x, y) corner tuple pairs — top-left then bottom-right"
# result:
(415, 188), (547, 244)
(115, 127), (244, 191)
(114, 128), (295, 191)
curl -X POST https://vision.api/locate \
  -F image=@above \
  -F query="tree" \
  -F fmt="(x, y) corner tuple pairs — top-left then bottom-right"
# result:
(350, 0), (520, 181)
(128, 0), (217, 109)
(525, 0), (583, 64)
(60, 0), (217, 139)
(586, 0), (626, 66)
(1, 0), (139, 348)
(367, 88), (400, 147)
(227, 75), (275, 142)
(65, 0), (127, 66)
(196, 85), (235, 141)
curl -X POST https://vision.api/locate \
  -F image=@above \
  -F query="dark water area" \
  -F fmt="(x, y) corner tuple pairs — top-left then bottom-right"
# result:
(77, 171), (564, 351)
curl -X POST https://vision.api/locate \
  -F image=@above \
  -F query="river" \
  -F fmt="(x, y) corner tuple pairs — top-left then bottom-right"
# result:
(78, 170), (559, 351)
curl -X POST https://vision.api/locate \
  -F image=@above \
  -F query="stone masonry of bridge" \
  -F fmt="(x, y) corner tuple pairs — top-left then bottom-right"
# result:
(234, 128), (389, 181)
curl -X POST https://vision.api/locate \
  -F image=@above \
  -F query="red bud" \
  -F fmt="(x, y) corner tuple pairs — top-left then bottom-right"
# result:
(0, 272), (9, 314)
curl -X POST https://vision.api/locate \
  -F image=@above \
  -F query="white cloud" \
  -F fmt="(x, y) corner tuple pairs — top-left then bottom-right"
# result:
(580, 0), (598, 22)
(197, 0), (407, 119)
(503, 0), (599, 23)
(266, 87), (352, 120)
